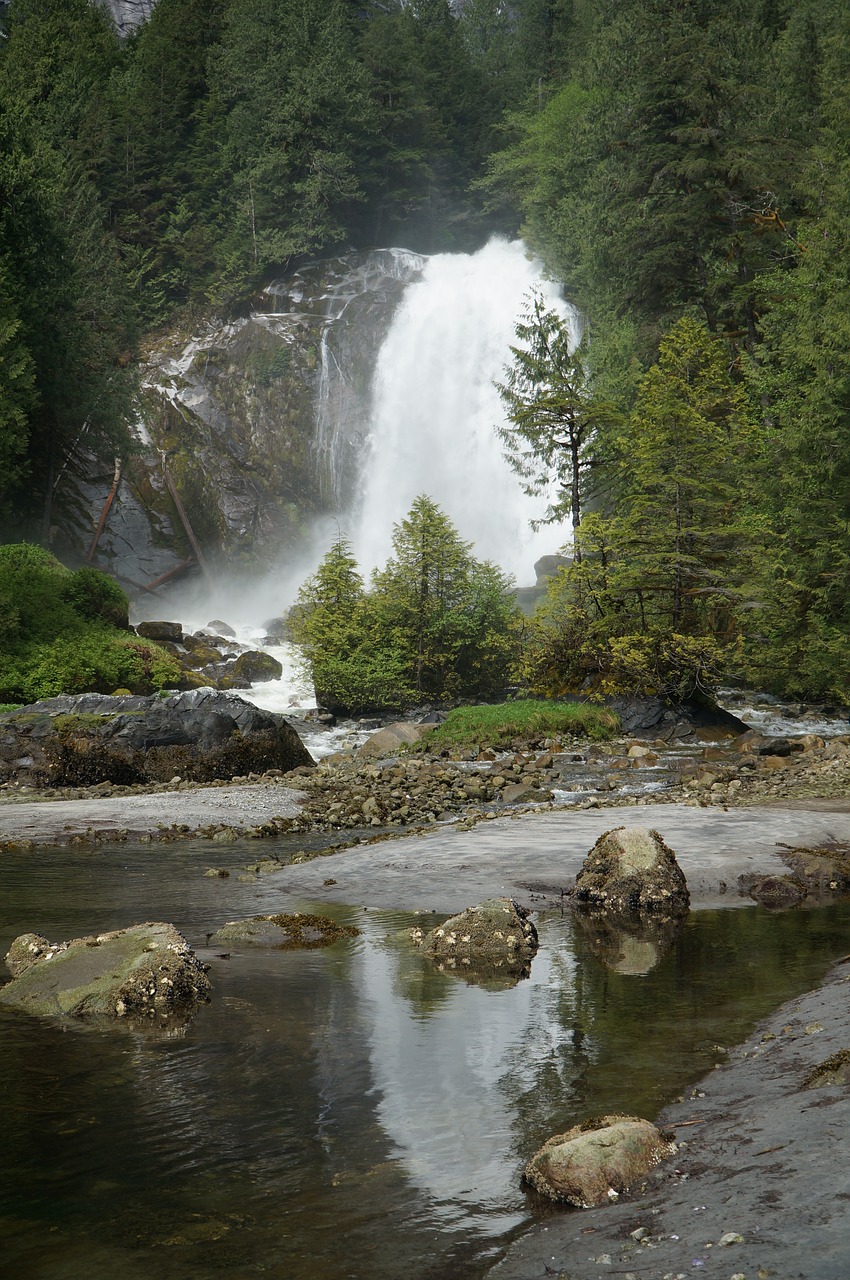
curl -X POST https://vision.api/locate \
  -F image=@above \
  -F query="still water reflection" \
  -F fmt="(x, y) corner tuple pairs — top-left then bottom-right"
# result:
(2, 840), (850, 1279)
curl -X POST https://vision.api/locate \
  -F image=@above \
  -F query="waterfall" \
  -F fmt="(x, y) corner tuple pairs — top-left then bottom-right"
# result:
(351, 238), (580, 584)
(310, 249), (425, 509)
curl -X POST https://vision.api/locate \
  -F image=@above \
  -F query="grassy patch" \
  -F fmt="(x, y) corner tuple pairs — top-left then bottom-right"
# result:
(419, 699), (620, 751)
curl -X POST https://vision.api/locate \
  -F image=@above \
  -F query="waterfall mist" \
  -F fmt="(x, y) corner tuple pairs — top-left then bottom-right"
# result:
(133, 238), (577, 637)
(352, 238), (579, 584)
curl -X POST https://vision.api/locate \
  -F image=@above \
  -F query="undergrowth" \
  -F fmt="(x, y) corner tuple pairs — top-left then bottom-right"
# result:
(419, 699), (620, 750)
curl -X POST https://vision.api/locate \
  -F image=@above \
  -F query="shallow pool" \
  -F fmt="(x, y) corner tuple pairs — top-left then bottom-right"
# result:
(2, 839), (849, 1279)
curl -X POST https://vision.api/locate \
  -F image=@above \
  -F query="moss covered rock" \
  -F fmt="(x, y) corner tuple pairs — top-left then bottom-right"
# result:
(571, 826), (690, 917)
(524, 1114), (674, 1206)
(0, 923), (210, 1022)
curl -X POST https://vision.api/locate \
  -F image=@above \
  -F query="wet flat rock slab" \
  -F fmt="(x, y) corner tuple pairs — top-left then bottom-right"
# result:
(489, 961), (850, 1280)
(0, 922), (210, 1022)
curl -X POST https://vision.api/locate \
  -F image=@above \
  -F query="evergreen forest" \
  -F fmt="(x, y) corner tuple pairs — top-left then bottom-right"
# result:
(2, 0), (850, 703)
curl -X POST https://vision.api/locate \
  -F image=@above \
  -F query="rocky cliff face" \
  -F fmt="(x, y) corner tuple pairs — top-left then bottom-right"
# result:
(59, 250), (423, 596)
(98, 0), (156, 34)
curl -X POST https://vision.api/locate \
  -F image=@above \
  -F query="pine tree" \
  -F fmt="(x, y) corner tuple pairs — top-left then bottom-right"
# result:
(497, 290), (621, 551)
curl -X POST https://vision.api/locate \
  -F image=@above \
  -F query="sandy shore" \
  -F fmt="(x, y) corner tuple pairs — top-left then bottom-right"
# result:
(0, 781), (307, 844)
(4, 786), (850, 911)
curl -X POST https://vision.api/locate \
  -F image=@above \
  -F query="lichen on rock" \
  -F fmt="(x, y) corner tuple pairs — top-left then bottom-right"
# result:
(0, 922), (210, 1023)
(209, 912), (360, 950)
(523, 1114), (675, 1207)
(570, 825), (690, 917)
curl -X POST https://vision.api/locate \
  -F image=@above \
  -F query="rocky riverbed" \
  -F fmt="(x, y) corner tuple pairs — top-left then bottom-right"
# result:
(4, 714), (850, 849)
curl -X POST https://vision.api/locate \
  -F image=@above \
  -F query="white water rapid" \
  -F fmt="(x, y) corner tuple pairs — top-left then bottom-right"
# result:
(352, 238), (580, 582)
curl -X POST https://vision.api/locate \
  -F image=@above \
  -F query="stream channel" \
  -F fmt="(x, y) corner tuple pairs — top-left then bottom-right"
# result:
(4, 832), (850, 1280)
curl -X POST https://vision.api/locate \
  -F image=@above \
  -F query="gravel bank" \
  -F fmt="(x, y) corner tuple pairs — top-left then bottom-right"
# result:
(0, 780), (307, 845)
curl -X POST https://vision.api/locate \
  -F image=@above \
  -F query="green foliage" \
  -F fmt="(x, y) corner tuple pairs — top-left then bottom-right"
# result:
(736, 11), (850, 699)
(62, 567), (130, 629)
(290, 499), (521, 712)
(288, 535), (404, 712)
(518, 319), (762, 700)
(0, 0), (135, 533)
(369, 495), (520, 702)
(3, 632), (183, 703)
(418, 698), (619, 750)
(497, 290), (622, 539)
(0, 543), (178, 702)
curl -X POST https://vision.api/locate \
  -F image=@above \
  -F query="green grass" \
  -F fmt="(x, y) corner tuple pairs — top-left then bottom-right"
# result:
(419, 699), (620, 751)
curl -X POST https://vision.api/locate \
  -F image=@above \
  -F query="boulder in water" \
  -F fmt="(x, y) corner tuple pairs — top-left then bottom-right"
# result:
(135, 620), (184, 643)
(229, 651), (284, 683)
(0, 923), (210, 1021)
(571, 826), (690, 917)
(418, 898), (538, 973)
(524, 1115), (675, 1206)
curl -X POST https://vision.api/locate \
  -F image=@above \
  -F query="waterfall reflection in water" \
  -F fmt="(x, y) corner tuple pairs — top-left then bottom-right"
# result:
(3, 839), (850, 1280)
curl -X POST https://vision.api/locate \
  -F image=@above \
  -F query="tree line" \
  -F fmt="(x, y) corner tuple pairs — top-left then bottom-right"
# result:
(2, 0), (849, 702)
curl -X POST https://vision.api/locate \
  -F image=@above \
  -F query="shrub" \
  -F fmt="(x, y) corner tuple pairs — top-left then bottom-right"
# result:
(63, 566), (130, 629)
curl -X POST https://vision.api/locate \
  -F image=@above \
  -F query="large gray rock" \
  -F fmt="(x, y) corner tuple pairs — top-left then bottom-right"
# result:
(0, 689), (314, 786)
(524, 1115), (675, 1207)
(357, 722), (428, 759)
(0, 923), (209, 1021)
(571, 826), (690, 917)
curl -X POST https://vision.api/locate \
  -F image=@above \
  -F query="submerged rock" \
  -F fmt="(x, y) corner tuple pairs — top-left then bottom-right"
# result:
(571, 826), (690, 917)
(0, 923), (210, 1021)
(524, 1115), (675, 1207)
(745, 874), (806, 909)
(418, 898), (538, 978)
(209, 912), (360, 949)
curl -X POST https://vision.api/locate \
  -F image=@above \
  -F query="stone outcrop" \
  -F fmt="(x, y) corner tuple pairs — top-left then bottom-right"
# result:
(209, 912), (359, 949)
(0, 689), (313, 787)
(0, 922), (209, 1022)
(606, 694), (749, 740)
(415, 898), (539, 980)
(55, 251), (422, 588)
(570, 826), (690, 917)
(523, 1115), (675, 1207)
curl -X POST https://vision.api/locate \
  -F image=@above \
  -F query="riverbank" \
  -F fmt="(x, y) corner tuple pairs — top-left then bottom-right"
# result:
(490, 957), (850, 1280)
(4, 782), (850, 913)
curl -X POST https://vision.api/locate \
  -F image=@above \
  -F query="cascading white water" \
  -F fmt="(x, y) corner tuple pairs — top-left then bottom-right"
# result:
(310, 248), (426, 508)
(352, 238), (580, 583)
